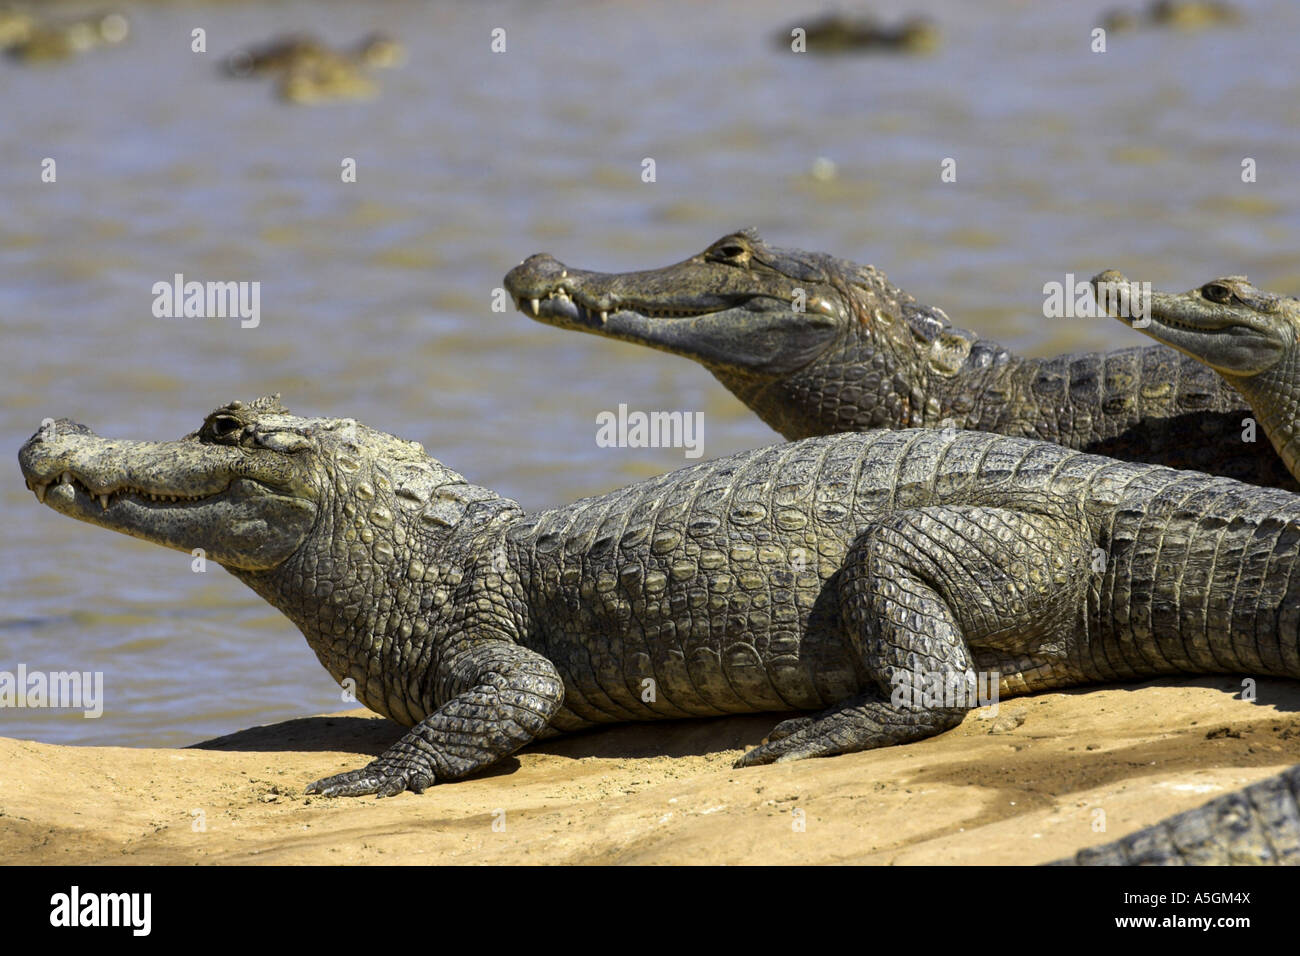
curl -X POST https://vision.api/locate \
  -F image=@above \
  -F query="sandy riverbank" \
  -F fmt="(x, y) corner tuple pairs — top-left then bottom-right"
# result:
(2, 677), (1297, 865)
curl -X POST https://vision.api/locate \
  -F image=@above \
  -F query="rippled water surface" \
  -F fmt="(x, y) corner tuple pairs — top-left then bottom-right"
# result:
(4, 0), (1300, 745)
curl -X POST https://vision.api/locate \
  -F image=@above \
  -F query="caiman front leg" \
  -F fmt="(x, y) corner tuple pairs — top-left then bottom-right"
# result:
(308, 642), (565, 797)
(740, 504), (1092, 766)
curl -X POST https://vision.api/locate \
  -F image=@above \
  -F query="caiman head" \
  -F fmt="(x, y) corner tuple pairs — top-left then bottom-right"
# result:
(19, 395), (515, 723)
(504, 229), (967, 437)
(1093, 270), (1300, 474)
(18, 395), (488, 573)
(19, 396), (322, 569)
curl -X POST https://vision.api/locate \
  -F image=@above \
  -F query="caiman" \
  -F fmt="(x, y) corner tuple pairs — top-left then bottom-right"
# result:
(503, 230), (1294, 489)
(222, 33), (403, 78)
(1095, 270), (1300, 478)
(775, 14), (940, 55)
(1054, 271), (1300, 865)
(1103, 1), (1242, 35)
(17, 396), (1300, 863)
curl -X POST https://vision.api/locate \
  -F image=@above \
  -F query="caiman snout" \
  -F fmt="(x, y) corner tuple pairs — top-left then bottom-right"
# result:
(504, 254), (573, 316)
(510, 252), (567, 280)
(503, 252), (622, 324)
(19, 405), (318, 570)
(19, 417), (236, 511)
(505, 253), (568, 290)
(18, 418), (96, 503)
(1089, 270), (1131, 303)
(1091, 269), (1128, 287)
(22, 416), (93, 447)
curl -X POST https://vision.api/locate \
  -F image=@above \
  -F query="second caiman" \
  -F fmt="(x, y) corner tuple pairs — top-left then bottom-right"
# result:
(504, 230), (1293, 488)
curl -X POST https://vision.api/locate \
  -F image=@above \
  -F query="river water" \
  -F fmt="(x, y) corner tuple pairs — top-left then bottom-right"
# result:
(4, 0), (1299, 745)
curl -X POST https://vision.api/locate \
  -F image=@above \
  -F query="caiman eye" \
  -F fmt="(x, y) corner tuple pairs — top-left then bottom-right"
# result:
(208, 415), (242, 439)
(709, 239), (750, 263)
(1201, 282), (1234, 304)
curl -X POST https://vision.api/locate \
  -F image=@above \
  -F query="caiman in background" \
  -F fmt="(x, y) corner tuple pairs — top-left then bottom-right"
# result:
(505, 230), (1293, 488)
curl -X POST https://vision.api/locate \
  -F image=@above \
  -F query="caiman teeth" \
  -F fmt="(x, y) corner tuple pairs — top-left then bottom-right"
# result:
(1153, 314), (1234, 334)
(29, 471), (218, 509)
(530, 288), (720, 323)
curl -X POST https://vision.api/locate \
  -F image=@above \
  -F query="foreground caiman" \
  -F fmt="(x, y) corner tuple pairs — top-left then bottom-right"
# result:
(504, 230), (1293, 488)
(1053, 271), (1300, 865)
(17, 397), (1300, 862)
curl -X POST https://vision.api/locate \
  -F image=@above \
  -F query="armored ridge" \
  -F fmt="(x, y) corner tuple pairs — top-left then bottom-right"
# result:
(504, 230), (1293, 488)
(17, 396), (1300, 868)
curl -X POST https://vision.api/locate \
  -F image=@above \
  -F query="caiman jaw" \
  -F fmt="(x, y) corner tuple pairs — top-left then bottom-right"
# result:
(18, 405), (318, 571)
(24, 470), (226, 511)
(503, 235), (852, 378)
(20, 456), (249, 538)
(505, 254), (756, 329)
(517, 281), (736, 327)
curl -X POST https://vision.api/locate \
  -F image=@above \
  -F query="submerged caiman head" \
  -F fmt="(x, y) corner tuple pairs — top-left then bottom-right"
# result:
(503, 230), (961, 437)
(18, 395), (474, 574)
(1093, 270), (1300, 472)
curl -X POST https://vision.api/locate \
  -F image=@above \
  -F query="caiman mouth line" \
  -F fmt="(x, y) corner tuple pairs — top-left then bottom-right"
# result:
(1150, 313), (1254, 335)
(24, 470), (224, 511)
(513, 283), (734, 325)
(1095, 277), (1258, 335)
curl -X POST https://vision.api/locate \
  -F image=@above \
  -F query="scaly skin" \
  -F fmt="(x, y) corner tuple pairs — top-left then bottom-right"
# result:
(18, 397), (1300, 849)
(504, 230), (1294, 488)
(1055, 271), (1300, 865)
(1053, 766), (1300, 865)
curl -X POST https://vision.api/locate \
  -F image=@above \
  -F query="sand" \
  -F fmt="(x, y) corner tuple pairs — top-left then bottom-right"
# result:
(3, 676), (1298, 865)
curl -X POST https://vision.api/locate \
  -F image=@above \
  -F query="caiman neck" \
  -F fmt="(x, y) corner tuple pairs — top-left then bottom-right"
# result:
(1231, 358), (1300, 479)
(229, 486), (524, 723)
(712, 297), (1012, 440)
